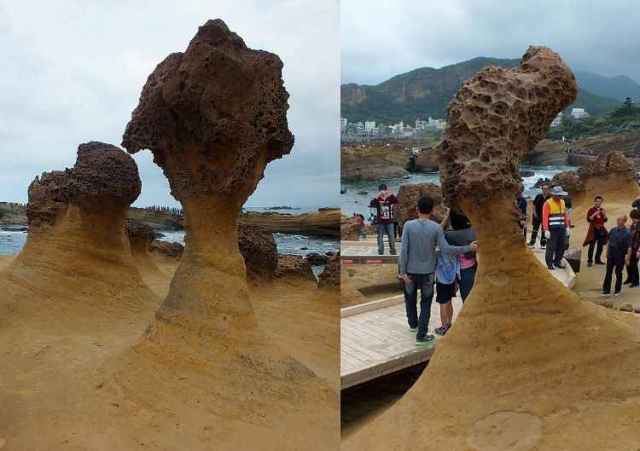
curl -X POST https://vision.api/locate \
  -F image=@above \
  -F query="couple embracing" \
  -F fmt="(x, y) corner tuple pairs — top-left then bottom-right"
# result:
(398, 196), (478, 346)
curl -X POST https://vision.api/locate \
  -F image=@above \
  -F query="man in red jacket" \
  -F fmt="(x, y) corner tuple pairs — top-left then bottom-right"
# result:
(583, 195), (608, 267)
(370, 184), (398, 255)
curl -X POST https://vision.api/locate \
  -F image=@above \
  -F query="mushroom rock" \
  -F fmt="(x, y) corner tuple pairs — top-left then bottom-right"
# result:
(238, 224), (278, 280)
(397, 183), (446, 228)
(7, 142), (153, 319)
(114, 19), (337, 449)
(346, 47), (640, 450)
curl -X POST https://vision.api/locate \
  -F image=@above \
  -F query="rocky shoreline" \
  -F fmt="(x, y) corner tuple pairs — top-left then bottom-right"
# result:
(341, 130), (640, 182)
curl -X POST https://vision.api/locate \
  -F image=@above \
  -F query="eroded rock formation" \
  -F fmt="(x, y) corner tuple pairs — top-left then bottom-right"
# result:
(238, 224), (278, 280)
(115, 19), (337, 449)
(239, 208), (340, 237)
(346, 47), (640, 450)
(275, 254), (316, 281)
(7, 141), (153, 319)
(317, 253), (339, 289)
(397, 183), (446, 227)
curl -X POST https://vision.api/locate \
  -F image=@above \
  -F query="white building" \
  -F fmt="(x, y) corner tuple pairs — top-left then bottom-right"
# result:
(340, 117), (348, 133)
(550, 112), (563, 128)
(364, 121), (376, 133)
(415, 119), (428, 130)
(570, 108), (589, 120)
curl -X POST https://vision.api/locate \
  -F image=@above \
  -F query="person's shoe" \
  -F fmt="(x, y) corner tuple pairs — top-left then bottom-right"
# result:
(555, 263), (566, 269)
(595, 260), (605, 265)
(527, 242), (535, 248)
(390, 249), (397, 255)
(613, 291), (622, 297)
(434, 325), (450, 336)
(602, 291), (611, 297)
(547, 265), (555, 270)
(409, 326), (418, 333)
(587, 261), (593, 267)
(630, 284), (639, 288)
(416, 335), (435, 346)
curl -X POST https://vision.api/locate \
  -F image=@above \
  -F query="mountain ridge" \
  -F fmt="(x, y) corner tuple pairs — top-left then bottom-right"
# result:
(342, 57), (638, 123)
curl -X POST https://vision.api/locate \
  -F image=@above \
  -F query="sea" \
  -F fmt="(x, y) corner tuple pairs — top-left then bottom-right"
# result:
(340, 164), (576, 217)
(0, 206), (339, 258)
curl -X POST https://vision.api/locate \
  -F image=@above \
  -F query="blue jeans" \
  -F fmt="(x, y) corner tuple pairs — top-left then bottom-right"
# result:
(377, 222), (396, 255)
(403, 273), (434, 338)
(458, 265), (476, 302)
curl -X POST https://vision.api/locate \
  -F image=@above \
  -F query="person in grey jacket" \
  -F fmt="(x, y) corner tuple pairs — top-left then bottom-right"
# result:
(399, 196), (478, 345)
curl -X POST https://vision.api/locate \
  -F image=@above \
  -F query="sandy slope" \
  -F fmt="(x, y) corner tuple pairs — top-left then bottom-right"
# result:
(0, 236), (339, 450)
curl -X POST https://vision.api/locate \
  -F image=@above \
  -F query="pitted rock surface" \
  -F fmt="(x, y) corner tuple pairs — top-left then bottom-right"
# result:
(578, 151), (635, 180)
(26, 170), (72, 229)
(397, 183), (447, 226)
(238, 224), (277, 279)
(67, 142), (141, 212)
(121, 19), (294, 202)
(438, 46), (577, 206)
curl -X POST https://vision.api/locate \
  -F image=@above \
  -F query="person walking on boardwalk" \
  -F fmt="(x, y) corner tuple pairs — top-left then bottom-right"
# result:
(602, 215), (632, 296)
(625, 209), (640, 288)
(398, 196), (477, 346)
(542, 186), (571, 270)
(583, 195), (608, 267)
(370, 184), (398, 255)
(528, 184), (551, 248)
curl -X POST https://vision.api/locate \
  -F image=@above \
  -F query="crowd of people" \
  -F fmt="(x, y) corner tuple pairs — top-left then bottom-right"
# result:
(355, 182), (640, 346)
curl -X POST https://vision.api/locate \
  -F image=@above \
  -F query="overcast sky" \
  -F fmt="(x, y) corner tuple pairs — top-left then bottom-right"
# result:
(0, 0), (339, 208)
(342, 0), (640, 86)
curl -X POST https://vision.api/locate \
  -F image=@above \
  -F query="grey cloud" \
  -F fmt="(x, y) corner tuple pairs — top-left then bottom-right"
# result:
(342, 0), (640, 85)
(0, 0), (339, 208)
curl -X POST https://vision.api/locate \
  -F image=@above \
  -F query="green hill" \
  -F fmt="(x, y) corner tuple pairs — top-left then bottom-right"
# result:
(342, 57), (623, 124)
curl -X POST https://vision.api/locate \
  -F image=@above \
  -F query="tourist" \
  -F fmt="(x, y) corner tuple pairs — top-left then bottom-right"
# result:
(353, 213), (367, 239)
(602, 215), (632, 297)
(445, 209), (477, 302)
(398, 196), (477, 346)
(369, 184), (398, 255)
(542, 185), (571, 270)
(434, 248), (457, 336)
(516, 188), (527, 241)
(528, 184), (551, 248)
(633, 197), (640, 210)
(625, 209), (640, 288)
(564, 194), (575, 228)
(583, 195), (608, 267)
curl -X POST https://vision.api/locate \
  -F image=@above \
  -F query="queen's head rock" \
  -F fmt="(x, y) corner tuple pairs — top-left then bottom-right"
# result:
(439, 46), (577, 208)
(122, 19), (293, 207)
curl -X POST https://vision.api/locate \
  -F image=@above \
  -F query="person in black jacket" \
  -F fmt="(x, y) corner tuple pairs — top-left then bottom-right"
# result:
(528, 184), (550, 248)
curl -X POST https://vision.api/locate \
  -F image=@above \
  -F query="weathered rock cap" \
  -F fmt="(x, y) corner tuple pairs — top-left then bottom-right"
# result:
(121, 19), (294, 202)
(27, 170), (72, 228)
(67, 141), (141, 211)
(439, 46), (577, 206)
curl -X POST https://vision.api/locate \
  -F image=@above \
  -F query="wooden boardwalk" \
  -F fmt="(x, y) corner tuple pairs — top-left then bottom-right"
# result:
(341, 295), (463, 389)
(340, 239), (576, 389)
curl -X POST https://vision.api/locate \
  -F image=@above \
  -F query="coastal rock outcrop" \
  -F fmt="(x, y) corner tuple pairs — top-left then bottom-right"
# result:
(345, 47), (640, 450)
(275, 254), (316, 281)
(238, 224), (278, 280)
(149, 239), (184, 258)
(240, 208), (340, 237)
(117, 19), (337, 449)
(317, 253), (339, 289)
(397, 183), (446, 227)
(341, 144), (410, 181)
